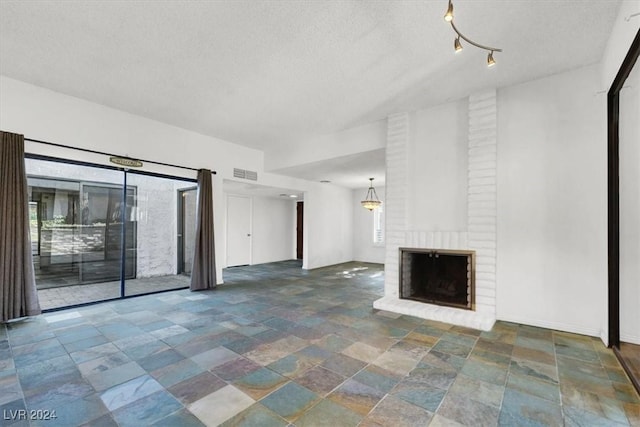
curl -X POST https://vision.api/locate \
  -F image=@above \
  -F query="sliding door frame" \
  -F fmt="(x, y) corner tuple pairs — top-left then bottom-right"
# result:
(607, 29), (640, 394)
(25, 153), (197, 312)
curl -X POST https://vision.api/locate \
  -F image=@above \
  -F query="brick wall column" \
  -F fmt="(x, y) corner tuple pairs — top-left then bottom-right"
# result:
(383, 112), (410, 298)
(468, 89), (498, 317)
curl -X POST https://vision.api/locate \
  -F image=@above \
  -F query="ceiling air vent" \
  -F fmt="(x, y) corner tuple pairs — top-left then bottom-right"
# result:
(233, 168), (258, 181)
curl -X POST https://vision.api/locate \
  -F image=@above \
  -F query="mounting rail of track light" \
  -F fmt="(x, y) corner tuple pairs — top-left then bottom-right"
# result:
(444, 0), (502, 67)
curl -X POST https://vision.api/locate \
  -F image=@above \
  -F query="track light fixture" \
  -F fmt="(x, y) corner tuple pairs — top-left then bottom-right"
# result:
(454, 37), (463, 53)
(487, 51), (496, 67)
(444, 2), (454, 22)
(444, 0), (502, 67)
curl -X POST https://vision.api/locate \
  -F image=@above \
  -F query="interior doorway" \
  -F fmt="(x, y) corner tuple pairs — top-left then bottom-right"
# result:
(296, 201), (304, 259)
(227, 194), (252, 267)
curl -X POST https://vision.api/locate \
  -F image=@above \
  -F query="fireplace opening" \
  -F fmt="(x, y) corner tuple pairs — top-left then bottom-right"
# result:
(399, 248), (475, 310)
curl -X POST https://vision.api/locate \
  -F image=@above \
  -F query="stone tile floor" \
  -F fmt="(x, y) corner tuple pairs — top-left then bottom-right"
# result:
(1, 260), (639, 426)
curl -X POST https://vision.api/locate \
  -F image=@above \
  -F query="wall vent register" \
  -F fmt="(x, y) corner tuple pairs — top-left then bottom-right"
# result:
(233, 168), (258, 181)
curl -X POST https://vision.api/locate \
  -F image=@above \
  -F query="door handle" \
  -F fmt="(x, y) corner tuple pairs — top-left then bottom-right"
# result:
(247, 234), (251, 237)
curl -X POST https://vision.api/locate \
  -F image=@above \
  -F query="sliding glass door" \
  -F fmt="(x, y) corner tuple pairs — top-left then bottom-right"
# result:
(25, 156), (197, 310)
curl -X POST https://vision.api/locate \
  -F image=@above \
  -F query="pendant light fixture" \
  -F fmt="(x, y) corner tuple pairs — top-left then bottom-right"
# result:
(361, 178), (382, 211)
(444, 0), (502, 67)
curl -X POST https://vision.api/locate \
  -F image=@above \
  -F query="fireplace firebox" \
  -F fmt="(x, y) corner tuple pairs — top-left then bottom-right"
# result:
(399, 248), (475, 310)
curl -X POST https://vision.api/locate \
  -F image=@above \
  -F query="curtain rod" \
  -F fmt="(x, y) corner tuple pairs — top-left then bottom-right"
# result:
(25, 137), (217, 174)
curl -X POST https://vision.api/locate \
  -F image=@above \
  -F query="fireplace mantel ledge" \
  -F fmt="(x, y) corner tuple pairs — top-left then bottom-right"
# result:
(373, 296), (496, 331)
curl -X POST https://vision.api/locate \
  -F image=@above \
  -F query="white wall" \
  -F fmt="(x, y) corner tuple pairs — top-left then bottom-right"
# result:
(352, 186), (385, 264)
(0, 76), (329, 283)
(496, 64), (607, 336)
(408, 100), (468, 231)
(619, 61), (640, 344)
(304, 184), (354, 269)
(251, 196), (295, 265)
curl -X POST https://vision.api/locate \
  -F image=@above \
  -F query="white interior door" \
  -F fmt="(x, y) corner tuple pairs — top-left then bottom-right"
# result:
(227, 195), (252, 267)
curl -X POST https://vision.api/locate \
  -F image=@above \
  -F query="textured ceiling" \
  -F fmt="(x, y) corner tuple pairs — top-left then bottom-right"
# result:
(0, 0), (621, 164)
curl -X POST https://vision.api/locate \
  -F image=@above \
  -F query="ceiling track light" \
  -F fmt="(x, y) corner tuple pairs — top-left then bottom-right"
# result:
(454, 36), (463, 52)
(444, 0), (502, 67)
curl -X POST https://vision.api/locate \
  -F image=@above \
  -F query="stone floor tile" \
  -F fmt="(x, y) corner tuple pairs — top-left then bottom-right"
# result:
(360, 395), (432, 427)
(327, 378), (385, 415)
(168, 371), (227, 405)
(321, 353), (367, 377)
(212, 357), (262, 381)
(233, 367), (288, 399)
(111, 390), (182, 427)
(295, 399), (362, 427)
(267, 353), (316, 378)
(499, 388), (562, 427)
(440, 392), (500, 427)
(190, 346), (240, 370)
(31, 394), (109, 427)
(371, 350), (419, 376)
(85, 361), (146, 391)
(391, 379), (447, 412)
(99, 375), (163, 411)
(150, 357), (204, 388)
(259, 381), (319, 422)
(506, 371), (559, 403)
(188, 384), (255, 426)
(341, 341), (384, 363)
(449, 374), (505, 408)
(219, 403), (287, 427)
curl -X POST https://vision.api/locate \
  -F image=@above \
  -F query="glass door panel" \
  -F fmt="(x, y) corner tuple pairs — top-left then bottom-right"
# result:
(78, 184), (136, 283)
(178, 187), (198, 275)
(124, 172), (196, 296)
(26, 158), (124, 310)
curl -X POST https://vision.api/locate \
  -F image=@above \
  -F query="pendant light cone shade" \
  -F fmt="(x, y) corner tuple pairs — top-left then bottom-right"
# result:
(361, 178), (382, 211)
(444, 2), (454, 22)
(454, 37), (463, 52)
(487, 51), (496, 67)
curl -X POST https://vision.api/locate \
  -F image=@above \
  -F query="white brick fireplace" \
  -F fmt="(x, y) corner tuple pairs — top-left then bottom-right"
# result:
(373, 90), (497, 331)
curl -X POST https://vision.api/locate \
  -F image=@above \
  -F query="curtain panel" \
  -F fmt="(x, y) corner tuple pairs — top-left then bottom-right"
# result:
(190, 169), (217, 290)
(0, 131), (41, 321)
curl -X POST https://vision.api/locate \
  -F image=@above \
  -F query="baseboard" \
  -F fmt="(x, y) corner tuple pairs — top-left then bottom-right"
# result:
(497, 313), (602, 339)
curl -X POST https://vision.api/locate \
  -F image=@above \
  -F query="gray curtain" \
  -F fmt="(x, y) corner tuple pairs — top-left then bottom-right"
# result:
(190, 169), (217, 290)
(1, 131), (41, 321)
